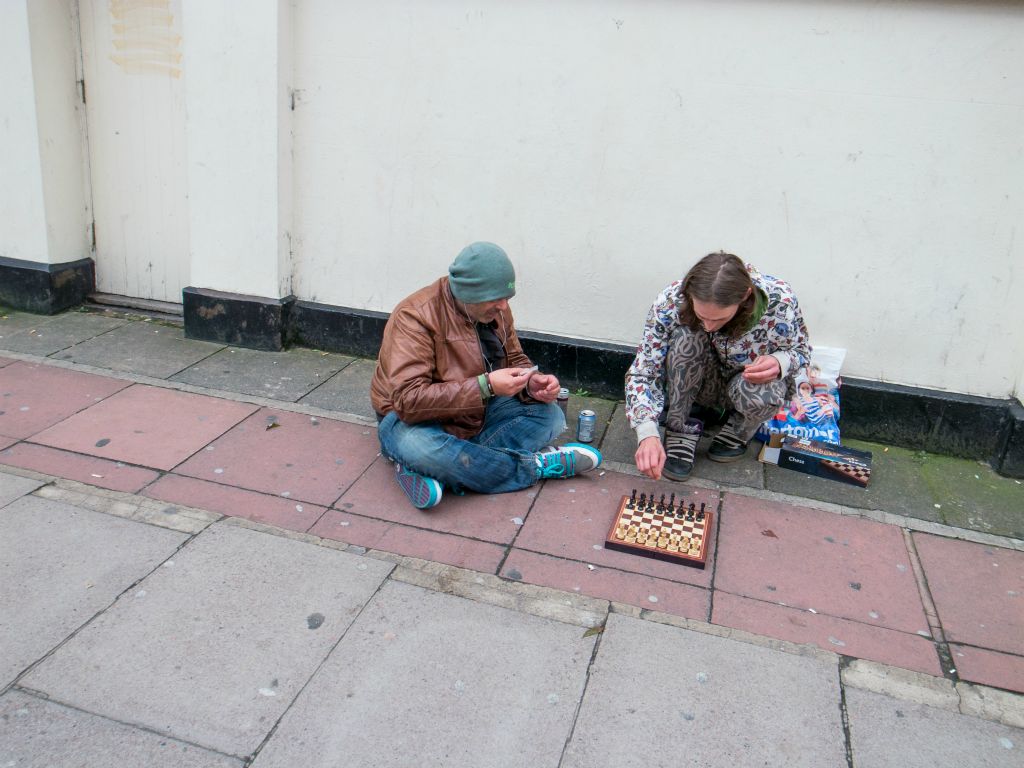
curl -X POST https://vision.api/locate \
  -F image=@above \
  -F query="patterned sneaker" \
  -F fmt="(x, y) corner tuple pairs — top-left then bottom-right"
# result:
(535, 443), (603, 479)
(394, 463), (443, 509)
(663, 418), (703, 481)
(708, 420), (749, 462)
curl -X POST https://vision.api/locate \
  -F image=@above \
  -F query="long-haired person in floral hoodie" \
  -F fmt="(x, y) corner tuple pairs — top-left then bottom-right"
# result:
(625, 252), (811, 481)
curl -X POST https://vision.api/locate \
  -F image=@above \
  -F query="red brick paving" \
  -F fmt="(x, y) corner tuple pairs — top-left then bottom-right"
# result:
(516, 472), (718, 588)
(174, 407), (379, 506)
(310, 509), (506, 572)
(712, 591), (943, 676)
(0, 362), (129, 440)
(145, 474), (326, 532)
(715, 494), (930, 634)
(0, 442), (159, 494)
(336, 456), (534, 544)
(912, 533), (1024, 656)
(31, 384), (256, 470)
(501, 548), (710, 619)
(949, 644), (1024, 692)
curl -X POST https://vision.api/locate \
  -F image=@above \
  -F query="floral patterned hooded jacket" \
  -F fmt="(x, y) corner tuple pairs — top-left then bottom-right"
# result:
(625, 264), (811, 441)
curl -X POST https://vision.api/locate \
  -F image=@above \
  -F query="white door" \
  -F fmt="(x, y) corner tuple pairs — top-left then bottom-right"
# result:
(78, 0), (189, 303)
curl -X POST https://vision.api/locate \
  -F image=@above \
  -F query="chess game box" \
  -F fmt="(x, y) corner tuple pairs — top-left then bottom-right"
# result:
(758, 434), (873, 487)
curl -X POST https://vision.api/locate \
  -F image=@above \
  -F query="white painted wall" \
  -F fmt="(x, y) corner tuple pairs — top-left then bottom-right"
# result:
(27, 0), (90, 265)
(292, 0), (1024, 400)
(0, 0), (88, 266)
(79, 0), (189, 301)
(181, 0), (292, 299)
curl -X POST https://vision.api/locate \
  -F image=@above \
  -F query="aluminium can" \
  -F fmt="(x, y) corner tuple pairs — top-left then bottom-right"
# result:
(556, 388), (570, 416)
(576, 409), (597, 443)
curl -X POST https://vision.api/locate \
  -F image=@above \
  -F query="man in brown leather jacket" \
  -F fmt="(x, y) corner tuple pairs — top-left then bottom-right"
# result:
(371, 242), (602, 508)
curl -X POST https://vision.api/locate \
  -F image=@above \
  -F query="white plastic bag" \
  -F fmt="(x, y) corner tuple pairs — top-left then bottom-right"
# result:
(756, 346), (846, 444)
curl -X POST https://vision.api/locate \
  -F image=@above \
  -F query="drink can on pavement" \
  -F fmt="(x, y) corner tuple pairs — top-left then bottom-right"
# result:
(556, 388), (570, 415)
(577, 409), (596, 443)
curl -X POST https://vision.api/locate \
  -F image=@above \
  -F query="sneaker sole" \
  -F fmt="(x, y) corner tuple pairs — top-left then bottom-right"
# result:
(396, 467), (443, 509)
(661, 466), (692, 481)
(707, 449), (747, 463)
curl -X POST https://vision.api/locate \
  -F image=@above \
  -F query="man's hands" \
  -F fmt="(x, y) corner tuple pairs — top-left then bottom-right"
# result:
(635, 435), (665, 480)
(742, 355), (781, 384)
(487, 366), (560, 402)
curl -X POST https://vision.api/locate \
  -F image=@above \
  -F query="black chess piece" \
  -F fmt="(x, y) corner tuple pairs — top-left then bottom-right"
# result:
(629, 489), (637, 508)
(639, 493), (646, 509)
(658, 494), (666, 511)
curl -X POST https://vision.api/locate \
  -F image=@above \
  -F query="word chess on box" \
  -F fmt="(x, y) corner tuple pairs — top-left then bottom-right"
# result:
(604, 490), (712, 568)
(759, 433), (873, 487)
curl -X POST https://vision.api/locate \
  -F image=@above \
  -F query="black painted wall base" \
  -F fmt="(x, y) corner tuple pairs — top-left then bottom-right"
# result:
(181, 290), (1024, 478)
(183, 287), (294, 351)
(0, 256), (95, 314)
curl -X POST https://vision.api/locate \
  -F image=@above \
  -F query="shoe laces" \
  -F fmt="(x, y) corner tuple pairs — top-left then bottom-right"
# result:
(665, 430), (700, 461)
(712, 422), (746, 450)
(536, 449), (576, 479)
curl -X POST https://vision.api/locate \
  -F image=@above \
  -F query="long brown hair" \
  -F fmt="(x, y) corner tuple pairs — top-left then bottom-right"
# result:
(679, 251), (755, 338)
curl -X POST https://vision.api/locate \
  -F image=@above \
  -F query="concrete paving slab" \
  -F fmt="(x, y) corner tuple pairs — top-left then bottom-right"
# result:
(0, 311), (127, 356)
(297, 356), (375, 417)
(762, 440), (1009, 535)
(22, 523), (394, 757)
(950, 644), (1024, 694)
(171, 346), (351, 402)
(715, 493), (929, 634)
(913, 533), (1024, 656)
(562, 612), (847, 767)
(712, 591), (942, 676)
(845, 686), (1023, 767)
(144, 474), (326, 532)
(0, 361), (129, 439)
(552, 393), (616, 447)
(175, 407), (380, 505)
(32, 384), (257, 471)
(310, 508), (508, 572)
(910, 450), (1024, 540)
(0, 495), (187, 688)
(0, 442), (160, 493)
(55, 321), (224, 378)
(336, 455), (534, 544)
(693, 434), (766, 486)
(501, 548), (711, 619)
(596, 402), (636, 466)
(0, 469), (43, 507)
(516, 469), (718, 587)
(250, 580), (595, 768)
(0, 691), (243, 768)
(0, 310), (59, 340)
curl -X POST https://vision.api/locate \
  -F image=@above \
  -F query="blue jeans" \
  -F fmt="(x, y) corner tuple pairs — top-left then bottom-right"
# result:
(377, 397), (566, 494)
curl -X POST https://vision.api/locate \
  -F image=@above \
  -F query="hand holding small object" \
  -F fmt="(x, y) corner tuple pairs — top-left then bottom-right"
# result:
(742, 355), (781, 384)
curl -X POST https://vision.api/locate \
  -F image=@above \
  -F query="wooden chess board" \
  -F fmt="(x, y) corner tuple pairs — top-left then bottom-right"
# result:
(604, 492), (712, 569)
(820, 460), (871, 487)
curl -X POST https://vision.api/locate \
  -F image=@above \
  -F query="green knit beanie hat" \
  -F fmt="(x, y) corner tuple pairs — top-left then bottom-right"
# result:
(448, 242), (516, 303)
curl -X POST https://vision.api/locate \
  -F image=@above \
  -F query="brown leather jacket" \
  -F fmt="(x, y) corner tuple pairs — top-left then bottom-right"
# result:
(370, 277), (533, 439)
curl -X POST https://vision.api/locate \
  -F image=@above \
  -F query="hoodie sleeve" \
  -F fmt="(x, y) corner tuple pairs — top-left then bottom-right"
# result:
(624, 283), (680, 443)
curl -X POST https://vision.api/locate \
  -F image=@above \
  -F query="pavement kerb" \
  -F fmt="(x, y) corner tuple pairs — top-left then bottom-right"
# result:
(4, 467), (1021, 731)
